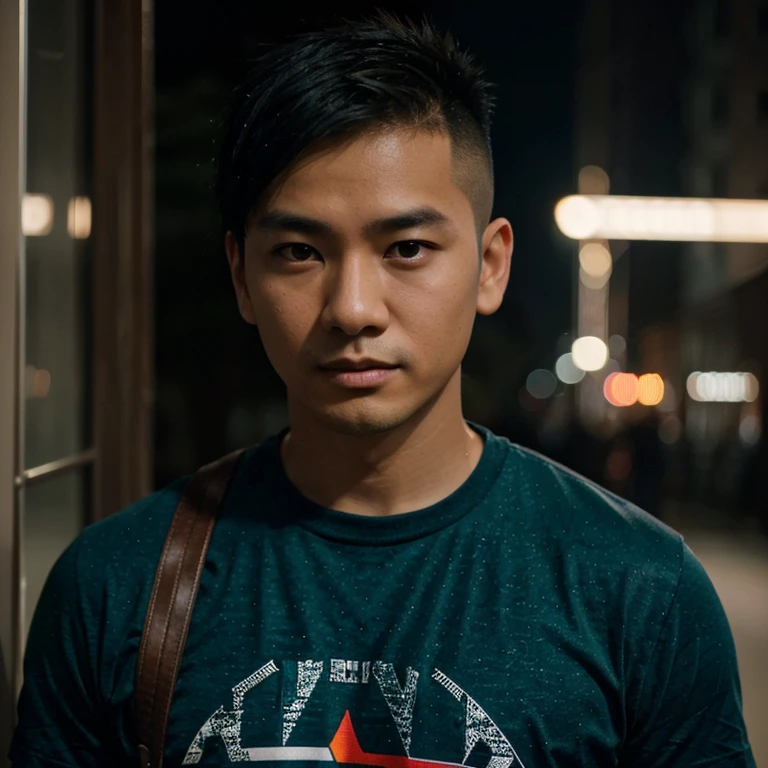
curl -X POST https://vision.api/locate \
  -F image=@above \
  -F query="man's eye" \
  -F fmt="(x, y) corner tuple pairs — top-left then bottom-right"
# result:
(389, 241), (428, 260)
(274, 243), (318, 262)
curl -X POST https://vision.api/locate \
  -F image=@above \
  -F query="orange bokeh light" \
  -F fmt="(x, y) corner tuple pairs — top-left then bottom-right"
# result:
(605, 372), (665, 407)
(612, 374), (639, 406)
(604, 372), (639, 406)
(603, 372), (620, 405)
(637, 373), (664, 406)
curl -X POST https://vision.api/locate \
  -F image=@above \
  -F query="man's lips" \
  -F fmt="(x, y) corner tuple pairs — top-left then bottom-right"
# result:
(318, 358), (399, 372)
(318, 365), (400, 388)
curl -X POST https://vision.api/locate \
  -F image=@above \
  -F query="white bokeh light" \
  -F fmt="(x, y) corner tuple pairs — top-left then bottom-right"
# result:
(687, 372), (759, 403)
(554, 195), (602, 239)
(22, 193), (54, 236)
(555, 353), (586, 384)
(571, 337), (609, 372)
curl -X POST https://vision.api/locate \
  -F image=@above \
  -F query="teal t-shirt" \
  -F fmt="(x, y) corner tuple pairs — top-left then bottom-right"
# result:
(10, 423), (755, 767)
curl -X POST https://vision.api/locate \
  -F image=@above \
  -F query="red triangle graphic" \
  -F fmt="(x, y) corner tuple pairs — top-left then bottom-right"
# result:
(328, 709), (465, 767)
(330, 710), (366, 762)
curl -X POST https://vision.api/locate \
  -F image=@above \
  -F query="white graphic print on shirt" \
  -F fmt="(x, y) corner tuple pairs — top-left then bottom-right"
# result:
(181, 658), (527, 767)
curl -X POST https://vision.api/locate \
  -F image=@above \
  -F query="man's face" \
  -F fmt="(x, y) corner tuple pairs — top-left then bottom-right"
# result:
(227, 128), (512, 436)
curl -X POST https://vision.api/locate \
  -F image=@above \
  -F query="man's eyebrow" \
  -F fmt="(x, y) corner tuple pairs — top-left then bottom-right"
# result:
(363, 206), (455, 235)
(254, 211), (331, 235)
(253, 206), (455, 236)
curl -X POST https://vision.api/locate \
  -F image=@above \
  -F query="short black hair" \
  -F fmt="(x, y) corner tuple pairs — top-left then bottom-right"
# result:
(217, 12), (496, 249)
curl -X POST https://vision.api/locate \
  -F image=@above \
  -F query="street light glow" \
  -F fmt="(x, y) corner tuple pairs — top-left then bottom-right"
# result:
(555, 195), (768, 242)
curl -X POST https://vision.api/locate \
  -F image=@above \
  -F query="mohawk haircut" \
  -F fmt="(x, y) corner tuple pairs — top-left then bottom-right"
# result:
(217, 12), (496, 248)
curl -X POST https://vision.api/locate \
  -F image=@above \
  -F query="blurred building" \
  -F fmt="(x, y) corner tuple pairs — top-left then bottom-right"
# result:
(0, 0), (154, 756)
(679, 0), (768, 519)
(574, 0), (768, 525)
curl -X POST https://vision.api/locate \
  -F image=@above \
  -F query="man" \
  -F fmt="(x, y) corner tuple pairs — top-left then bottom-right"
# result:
(10, 13), (755, 768)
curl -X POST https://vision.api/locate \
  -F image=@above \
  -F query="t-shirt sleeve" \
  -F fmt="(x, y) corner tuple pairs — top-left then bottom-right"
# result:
(621, 542), (755, 767)
(9, 537), (110, 767)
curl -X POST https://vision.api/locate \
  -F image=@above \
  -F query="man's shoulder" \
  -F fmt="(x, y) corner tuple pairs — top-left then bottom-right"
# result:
(87, 475), (189, 540)
(491, 436), (684, 573)
(69, 475), (191, 576)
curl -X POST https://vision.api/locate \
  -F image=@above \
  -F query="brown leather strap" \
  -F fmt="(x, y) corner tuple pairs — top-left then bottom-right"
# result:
(135, 448), (245, 768)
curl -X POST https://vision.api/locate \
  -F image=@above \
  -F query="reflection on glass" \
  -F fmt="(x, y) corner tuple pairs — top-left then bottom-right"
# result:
(22, 469), (88, 642)
(23, 0), (92, 469)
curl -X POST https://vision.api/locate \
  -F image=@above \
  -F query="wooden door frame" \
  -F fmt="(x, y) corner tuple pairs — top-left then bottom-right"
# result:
(92, 0), (155, 520)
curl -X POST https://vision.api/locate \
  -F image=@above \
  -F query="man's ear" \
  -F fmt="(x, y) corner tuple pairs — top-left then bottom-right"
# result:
(476, 217), (513, 316)
(225, 231), (258, 325)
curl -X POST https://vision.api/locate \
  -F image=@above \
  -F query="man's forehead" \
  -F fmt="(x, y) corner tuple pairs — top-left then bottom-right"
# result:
(247, 128), (482, 237)
(262, 132), (466, 210)
(277, 128), (456, 188)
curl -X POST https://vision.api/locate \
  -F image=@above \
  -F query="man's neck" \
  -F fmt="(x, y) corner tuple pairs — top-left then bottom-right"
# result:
(280, 384), (483, 517)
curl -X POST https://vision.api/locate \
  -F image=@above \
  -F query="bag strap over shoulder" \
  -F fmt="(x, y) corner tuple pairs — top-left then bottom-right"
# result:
(135, 448), (245, 768)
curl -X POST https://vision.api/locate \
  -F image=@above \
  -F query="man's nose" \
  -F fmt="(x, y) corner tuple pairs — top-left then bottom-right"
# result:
(320, 255), (390, 336)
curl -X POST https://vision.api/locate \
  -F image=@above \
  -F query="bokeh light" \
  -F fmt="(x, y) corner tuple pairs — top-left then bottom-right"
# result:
(605, 372), (638, 406)
(572, 336), (608, 372)
(739, 415), (762, 446)
(67, 196), (92, 239)
(579, 267), (611, 291)
(603, 372), (620, 405)
(579, 242), (612, 279)
(687, 372), (760, 402)
(526, 369), (558, 399)
(33, 369), (51, 398)
(555, 353), (586, 384)
(554, 195), (602, 239)
(24, 365), (52, 399)
(637, 374), (665, 406)
(608, 334), (626, 357)
(22, 193), (54, 236)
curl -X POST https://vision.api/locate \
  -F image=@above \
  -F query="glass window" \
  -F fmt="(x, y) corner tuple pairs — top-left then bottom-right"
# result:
(23, 0), (92, 470)
(21, 469), (89, 641)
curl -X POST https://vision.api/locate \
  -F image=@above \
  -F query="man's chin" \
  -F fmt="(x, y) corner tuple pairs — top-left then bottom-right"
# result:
(312, 403), (419, 438)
